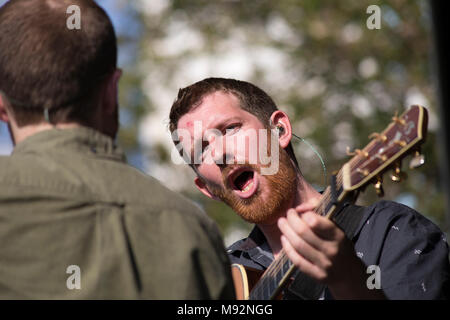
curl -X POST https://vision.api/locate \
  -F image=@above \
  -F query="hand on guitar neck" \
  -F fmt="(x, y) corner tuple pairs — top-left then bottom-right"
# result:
(278, 202), (386, 299)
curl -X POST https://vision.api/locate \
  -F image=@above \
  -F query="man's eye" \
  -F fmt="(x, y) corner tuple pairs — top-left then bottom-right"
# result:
(225, 124), (240, 134)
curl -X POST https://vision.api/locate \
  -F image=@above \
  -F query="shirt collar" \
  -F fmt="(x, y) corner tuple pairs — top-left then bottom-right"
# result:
(230, 225), (275, 269)
(12, 126), (126, 162)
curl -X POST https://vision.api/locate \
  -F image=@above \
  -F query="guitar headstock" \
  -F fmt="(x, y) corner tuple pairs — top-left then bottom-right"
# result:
(341, 105), (428, 193)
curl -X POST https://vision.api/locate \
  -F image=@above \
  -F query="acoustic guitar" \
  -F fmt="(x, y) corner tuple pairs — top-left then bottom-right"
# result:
(231, 105), (428, 300)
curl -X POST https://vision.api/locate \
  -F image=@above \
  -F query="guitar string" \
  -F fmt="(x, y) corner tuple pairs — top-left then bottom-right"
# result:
(251, 247), (290, 299)
(252, 253), (292, 299)
(252, 252), (288, 299)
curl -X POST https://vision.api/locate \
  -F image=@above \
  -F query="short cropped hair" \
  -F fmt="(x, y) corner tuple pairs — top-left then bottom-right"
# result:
(169, 77), (299, 168)
(0, 0), (117, 126)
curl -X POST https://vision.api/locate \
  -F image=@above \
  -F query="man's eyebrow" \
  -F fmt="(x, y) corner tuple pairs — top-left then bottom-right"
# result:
(210, 116), (242, 131)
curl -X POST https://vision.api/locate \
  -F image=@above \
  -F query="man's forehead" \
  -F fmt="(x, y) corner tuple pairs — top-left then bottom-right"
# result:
(178, 92), (242, 129)
(179, 112), (219, 132)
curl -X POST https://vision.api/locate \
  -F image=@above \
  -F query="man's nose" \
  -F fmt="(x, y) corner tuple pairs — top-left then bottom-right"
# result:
(211, 139), (226, 168)
(209, 135), (234, 169)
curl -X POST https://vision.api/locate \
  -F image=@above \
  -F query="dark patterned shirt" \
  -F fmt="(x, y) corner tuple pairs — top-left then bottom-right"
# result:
(227, 200), (450, 299)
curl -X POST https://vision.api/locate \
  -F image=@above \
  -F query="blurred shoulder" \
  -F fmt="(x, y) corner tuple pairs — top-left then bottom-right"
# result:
(125, 167), (210, 219)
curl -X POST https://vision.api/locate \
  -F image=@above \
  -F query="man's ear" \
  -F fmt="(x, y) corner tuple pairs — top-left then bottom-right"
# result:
(102, 68), (122, 115)
(194, 176), (220, 201)
(0, 93), (10, 123)
(269, 110), (292, 149)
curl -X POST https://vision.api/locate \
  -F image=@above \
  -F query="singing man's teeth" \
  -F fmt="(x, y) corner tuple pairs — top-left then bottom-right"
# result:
(242, 181), (254, 192)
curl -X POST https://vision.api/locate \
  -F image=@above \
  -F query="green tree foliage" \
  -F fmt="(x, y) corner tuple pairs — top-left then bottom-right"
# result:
(107, 0), (449, 241)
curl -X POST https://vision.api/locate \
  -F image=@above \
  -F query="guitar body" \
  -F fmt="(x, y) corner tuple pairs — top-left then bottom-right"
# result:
(231, 264), (288, 300)
(231, 264), (263, 300)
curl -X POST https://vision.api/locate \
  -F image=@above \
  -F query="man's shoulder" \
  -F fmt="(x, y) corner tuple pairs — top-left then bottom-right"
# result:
(0, 155), (8, 165)
(0, 152), (208, 223)
(365, 199), (417, 213)
(0, 154), (40, 181)
(354, 200), (447, 251)
(361, 200), (441, 232)
(107, 164), (207, 214)
(79, 161), (214, 227)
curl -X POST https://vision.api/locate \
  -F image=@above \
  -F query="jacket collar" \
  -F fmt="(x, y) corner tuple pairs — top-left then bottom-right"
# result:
(12, 126), (126, 162)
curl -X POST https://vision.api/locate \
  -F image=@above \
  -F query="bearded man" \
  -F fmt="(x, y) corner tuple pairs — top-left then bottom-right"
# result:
(169, 77), (450, 300)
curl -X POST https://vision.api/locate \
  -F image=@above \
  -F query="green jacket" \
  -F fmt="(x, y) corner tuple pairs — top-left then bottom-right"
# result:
(0, 127), (235, 299)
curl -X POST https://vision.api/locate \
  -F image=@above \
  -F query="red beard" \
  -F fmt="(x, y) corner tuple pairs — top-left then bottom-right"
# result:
(205, 144), (298, 224)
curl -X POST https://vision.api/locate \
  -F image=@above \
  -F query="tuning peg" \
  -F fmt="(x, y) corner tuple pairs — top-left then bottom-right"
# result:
(356, 168), (369, 177)
(391, 162), (407, 182)
(409, 150), (425, 169)
(346, 146), (355, 156)
(375, 153), (388, 162)
(392, 111), (406, 126)
(369, 132), (387, 142)
(346, 147), (369, 158)
(374, 176), (384, 197)
(394, 140), (407, 147)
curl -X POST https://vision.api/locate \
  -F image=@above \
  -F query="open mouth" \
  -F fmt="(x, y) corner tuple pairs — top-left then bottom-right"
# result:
(228, 168), (258, 198)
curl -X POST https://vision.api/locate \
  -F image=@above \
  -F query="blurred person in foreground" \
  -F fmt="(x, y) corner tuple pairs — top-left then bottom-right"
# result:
(0, 0), (234, 299)
(169, 77), (450, 299)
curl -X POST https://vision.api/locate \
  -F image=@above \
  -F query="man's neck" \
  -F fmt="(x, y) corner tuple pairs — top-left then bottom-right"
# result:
(257, 172), (322, 259)
(11, 122), (82, 146)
